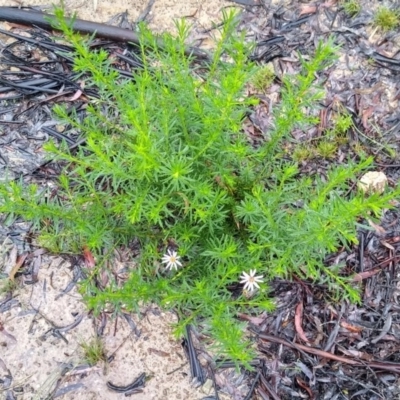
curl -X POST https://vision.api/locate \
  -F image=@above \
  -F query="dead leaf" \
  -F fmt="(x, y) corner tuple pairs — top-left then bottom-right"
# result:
(380, 240), (395, 251)
(237, 312), (266, 325)
(295, 302), (310, 343)
(299, 4), (317, 15)
(9, 253), (28, 281)
(389, 236), (400, 243)
(83, 246), (96, 268)
(311, 316), (324, 346)
(339, 348), (372, 360)
(367, 219), (386, 235)
(340, 320), (363, 333)
(361, 106), (374, 129)
(69, 89), (83, 101)
(352, 268), (380, 282)
(296, 377), (315, 399)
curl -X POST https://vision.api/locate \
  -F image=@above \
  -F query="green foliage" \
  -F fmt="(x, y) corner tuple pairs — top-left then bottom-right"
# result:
(292, 145), (314, 162)
(1, 8), (400, 366)
(374, 6), (400, 31)
(0, 278), (17, 294)
(293, 110), (353, 161)
(80, 337), (106, 365)
(251, 64), (275, 92)
(315, 140), (338, 159)
(341, 0), (361, 17)
(333, 111), (353, 136)
(352, 142), (367, 159)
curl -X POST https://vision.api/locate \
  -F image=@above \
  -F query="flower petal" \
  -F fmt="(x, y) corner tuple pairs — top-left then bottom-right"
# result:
(243, 281), (251, 291)
(240, 271), (250, 279)
(252, 281), (260, 289)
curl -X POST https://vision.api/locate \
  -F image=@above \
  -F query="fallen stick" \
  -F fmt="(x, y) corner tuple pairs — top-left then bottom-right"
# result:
(0, 7), (210, 60)
(258, 332), (400, 374)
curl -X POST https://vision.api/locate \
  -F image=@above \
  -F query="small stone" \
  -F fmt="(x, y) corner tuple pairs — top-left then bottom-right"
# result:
(200, 379), (214, 395)
(358, 171), (388, 194)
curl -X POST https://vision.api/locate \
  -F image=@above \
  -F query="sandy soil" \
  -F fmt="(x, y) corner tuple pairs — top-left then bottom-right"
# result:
(0, 1), (237, 399)
(0, 0), (234, 33)
(1, 247), (211, 400)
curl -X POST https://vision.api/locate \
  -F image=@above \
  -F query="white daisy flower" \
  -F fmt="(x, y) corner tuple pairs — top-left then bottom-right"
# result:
(240, 269), (264, 292)
(161, 250), (182, 271)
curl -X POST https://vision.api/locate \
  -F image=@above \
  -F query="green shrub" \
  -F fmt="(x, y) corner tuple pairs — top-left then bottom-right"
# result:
(374, 6), (400, 31)
(1, 9), (399, 366)
(315, 140), (338, 159)
(251, 64), (275, 92)
(80, 337), (107, 365)
(341, 0), (361, 17)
